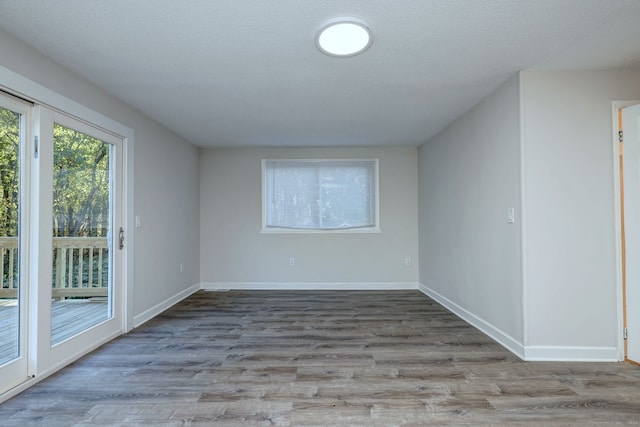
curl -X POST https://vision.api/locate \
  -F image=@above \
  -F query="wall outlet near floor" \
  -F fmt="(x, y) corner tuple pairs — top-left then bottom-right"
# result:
(405, 257), (412, 266)
(179, 263), (184, 273)
(289, 257), (295, 266)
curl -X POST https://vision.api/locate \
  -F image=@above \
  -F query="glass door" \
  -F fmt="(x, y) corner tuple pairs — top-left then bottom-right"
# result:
(0, 97), (126, 397)
(36, 106), (123, 371)
(50, 122), (114, 345)
(0, 94), (30, 394)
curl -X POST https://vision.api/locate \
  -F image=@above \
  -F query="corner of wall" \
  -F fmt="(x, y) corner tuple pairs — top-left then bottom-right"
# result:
(132, 283), (201, 328)
(518, 70), (529, 350)
(418, 283), (526, 360)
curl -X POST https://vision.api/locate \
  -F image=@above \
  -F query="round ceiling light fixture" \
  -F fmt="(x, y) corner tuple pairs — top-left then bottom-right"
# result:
(316, 17), (372, 57)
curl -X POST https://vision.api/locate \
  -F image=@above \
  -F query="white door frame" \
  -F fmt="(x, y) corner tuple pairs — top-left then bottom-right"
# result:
(612, 100), (640, 362)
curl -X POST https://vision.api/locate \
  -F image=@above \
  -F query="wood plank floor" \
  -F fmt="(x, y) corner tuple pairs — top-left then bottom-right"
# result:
(0, 300), (108, 364)
(1, 290), (640, 426)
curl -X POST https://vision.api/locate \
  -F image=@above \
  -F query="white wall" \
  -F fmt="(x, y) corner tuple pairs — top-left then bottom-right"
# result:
(418, 75), (524, 351)
(6, 24), (637, 362)
(0, 30), (201, 323)
(521, 70), (640, 359)
(200, 146), (418, 287)
(419, 70), (640, 361)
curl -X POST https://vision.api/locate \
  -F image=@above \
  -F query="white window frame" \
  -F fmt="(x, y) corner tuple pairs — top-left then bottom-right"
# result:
(261, 158), (380, 234)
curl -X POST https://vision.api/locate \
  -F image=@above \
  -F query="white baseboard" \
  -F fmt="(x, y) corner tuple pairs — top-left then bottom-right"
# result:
(418, 283), (526, 360)
(418, 283), (620, 362)
(523, 346), (619, 362)
(201, 282), (419, 291)
(133, 283), (200, 328)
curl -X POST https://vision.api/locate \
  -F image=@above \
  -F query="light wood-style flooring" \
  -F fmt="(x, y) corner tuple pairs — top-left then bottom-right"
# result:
(1, 290), (640, 426)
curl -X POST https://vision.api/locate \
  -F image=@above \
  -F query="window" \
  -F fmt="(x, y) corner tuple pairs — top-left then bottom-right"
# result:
(262, 159), (379, 233)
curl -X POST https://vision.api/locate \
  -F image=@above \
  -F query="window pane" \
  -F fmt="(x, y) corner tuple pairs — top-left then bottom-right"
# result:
(319, 165), (373, 228)
(268, 164), (320, 229)
(51, 123), (112, 346)
(264, 160), (377, 231)
(0, 105), (21, 365)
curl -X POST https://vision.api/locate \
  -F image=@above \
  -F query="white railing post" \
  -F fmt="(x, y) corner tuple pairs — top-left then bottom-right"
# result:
(0, 237), (19, 297)
(0, 247), (5, 288)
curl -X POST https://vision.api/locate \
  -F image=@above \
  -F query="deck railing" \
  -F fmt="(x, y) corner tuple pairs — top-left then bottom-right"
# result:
(0, 237), (17, 296)
(0, 236), (109, 299)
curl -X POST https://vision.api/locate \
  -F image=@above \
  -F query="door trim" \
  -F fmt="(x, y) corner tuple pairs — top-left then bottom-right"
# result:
(612, 100), (640, 362)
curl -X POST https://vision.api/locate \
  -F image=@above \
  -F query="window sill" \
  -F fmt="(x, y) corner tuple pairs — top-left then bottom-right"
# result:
(260, 227), (382, 234)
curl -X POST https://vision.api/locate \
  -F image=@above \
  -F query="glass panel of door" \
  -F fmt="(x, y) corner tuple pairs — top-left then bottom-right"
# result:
(0, 104), (21, 365)
(50, 123), (113, 346)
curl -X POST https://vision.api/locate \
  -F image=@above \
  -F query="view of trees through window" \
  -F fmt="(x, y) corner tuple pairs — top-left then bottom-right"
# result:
(0, 111), (111, 290)
(0, 106), (20, 290)
(52, 124), (111, 290)
(52, 124), (110, 239)
(0, 107), (19, 238)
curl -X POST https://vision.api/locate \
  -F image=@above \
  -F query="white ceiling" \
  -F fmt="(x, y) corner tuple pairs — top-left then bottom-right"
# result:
(1, 0), (640, 148)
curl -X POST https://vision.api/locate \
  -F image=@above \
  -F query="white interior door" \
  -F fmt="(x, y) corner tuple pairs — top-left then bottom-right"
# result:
(623, 103), (640, 363)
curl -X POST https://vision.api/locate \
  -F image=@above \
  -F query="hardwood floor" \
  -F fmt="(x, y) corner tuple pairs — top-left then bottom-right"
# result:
(1, 290), (640, 426)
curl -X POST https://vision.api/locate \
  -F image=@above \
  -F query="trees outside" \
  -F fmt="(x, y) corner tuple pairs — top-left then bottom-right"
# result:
(1, 110), (111, 290)
(52, 124), (111, 290)
(0, 106), (19, 239)
(52, 123), (110, 239)
(0, 106), (20, 290)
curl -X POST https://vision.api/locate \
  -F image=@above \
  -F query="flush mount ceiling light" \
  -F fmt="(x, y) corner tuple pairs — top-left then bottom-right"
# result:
(316, 17), (372, 57)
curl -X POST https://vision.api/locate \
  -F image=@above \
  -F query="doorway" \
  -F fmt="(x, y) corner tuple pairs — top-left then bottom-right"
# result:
(0, 96), (127, 396)
(616, 101), (640, 364)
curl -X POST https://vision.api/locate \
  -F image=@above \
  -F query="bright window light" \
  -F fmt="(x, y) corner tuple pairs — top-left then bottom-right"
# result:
(316, 18), (372, 57)
(262, 159), (380, 233)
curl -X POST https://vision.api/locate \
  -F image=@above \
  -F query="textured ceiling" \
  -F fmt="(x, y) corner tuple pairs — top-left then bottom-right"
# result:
(1, 0), (640, 147)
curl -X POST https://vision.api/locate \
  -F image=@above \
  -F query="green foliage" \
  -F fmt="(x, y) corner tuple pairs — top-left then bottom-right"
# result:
(1, 113), (111, 238)
(53, 123), (110, 237)
(1, 109), (111, 290)
(0, 107), (20, 237)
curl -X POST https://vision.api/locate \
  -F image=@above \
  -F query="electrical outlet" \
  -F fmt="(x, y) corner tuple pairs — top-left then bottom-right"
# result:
(405, 257), (412, 266)
(289, 257), (295, 266)
(179, 263), (184, 273)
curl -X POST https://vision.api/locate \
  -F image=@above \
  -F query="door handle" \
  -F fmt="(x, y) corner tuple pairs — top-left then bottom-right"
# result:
(119, 227), (124, 250)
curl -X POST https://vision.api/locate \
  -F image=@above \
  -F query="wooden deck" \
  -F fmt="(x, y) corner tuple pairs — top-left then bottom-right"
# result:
(1, 290), (640, 426)
(0, 299), (108, 365)
(0, 300), (18, 364)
